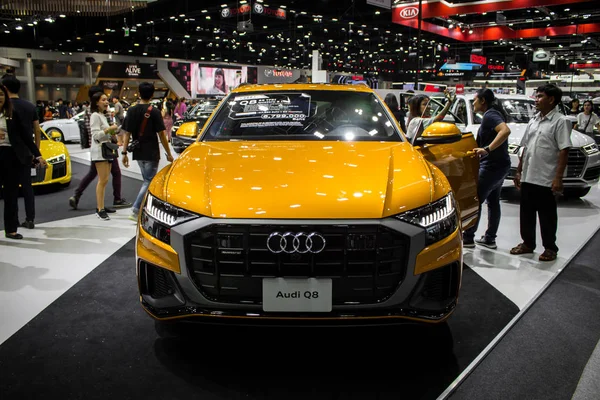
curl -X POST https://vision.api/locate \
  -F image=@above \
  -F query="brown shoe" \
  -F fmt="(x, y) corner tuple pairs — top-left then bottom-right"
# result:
(510, 243), (534, 255)
(539, 249), (557, 262)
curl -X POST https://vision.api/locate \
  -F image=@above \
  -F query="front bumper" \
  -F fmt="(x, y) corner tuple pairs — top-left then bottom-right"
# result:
(136, 217), (463, 324)
(507, 149), (600, 188)
(32, 159), (71, 186)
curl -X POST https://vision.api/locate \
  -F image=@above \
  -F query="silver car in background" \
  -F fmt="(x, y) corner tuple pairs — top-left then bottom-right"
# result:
(449, 94), (600, 198)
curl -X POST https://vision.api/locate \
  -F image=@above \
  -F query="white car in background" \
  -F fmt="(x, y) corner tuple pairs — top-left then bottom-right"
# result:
(40, 111), (85, 142)
(445, 93), (600, 198)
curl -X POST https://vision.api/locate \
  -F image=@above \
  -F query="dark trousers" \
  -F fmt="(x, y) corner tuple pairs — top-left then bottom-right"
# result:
(464, 164), (510, 242)
(75, 158), (122, 201)
(20, 163), (35, 222)
(520, 182), (559, 253)
(0, 147), (22, 233)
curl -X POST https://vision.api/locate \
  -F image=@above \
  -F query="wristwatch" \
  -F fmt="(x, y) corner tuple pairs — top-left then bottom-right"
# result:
(121, 151), (128, 155)
(483, 146), (491, 153)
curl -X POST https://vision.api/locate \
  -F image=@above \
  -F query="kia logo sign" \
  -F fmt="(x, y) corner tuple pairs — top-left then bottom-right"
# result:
(399, 7), (419, 19)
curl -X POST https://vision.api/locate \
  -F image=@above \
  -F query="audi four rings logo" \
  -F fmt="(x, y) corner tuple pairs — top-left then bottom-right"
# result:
(266, 232), (326, 254)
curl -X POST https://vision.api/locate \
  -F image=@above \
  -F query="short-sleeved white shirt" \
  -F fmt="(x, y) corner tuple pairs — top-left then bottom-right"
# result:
(520, 107), (572, 187)
(406, 117), (435, 139)
(576, 112), (600, 134)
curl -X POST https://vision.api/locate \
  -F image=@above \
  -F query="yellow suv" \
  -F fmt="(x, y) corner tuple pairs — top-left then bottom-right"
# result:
(135, 84), (479, 325)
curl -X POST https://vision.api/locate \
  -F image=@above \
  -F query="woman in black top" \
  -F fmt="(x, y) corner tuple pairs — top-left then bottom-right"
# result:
(384, 93), (407, 134)
(0, 85), (47, 239)
(463, 88), (511, 249)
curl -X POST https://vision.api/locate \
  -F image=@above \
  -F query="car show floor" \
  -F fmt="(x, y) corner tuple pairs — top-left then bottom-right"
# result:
(0, 159), (599, 399)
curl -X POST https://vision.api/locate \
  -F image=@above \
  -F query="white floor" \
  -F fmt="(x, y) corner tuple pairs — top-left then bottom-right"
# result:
(465, 183), (600, 309)
(0, 213), (137, 344)
(1, 146), (599, 345)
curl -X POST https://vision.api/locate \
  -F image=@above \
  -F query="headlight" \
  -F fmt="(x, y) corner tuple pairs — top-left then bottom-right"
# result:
(395, 193), (458, 245)
(141, 193), (200, 244)
(583, 143), (599, 155)
(46, 154), (66, 164)
(507, 143), (520, 154)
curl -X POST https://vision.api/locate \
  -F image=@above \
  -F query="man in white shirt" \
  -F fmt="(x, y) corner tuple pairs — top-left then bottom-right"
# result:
(511, 84), (572, 262)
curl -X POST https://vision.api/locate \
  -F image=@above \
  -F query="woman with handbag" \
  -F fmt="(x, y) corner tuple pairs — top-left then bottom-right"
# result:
(574, 100), (600, 138)
(89, 92), (119, 221)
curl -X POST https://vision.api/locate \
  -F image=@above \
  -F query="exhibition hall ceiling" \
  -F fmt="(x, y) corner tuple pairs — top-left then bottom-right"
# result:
(0, 0), (598, 75)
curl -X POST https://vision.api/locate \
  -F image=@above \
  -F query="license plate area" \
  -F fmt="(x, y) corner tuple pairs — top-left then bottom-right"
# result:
(262, 278), (332, 312)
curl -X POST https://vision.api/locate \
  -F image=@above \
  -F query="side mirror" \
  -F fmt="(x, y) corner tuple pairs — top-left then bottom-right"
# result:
(51, 132), (62, 142)
(414, 122), (463, 145)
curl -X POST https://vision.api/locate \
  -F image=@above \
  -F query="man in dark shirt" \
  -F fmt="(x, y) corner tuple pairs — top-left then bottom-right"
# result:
(57, 98), (68, 119)
(462, 88), (511, 249)
(1, 74), (42, 229)
(121, 82), (174, 220)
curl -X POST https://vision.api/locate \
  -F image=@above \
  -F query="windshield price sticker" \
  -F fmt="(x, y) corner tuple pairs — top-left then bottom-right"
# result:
(240, 121), (304, 128)
(229, 93), (311, 120)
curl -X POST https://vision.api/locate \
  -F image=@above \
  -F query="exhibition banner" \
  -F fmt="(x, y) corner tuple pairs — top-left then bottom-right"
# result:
(97, 61), (159, 80)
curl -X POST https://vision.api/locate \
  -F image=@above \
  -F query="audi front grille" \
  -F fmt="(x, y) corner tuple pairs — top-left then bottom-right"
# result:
(186, 224), (409, 305)
(566, 148), (586, 178)
(51, 161), (67, 180)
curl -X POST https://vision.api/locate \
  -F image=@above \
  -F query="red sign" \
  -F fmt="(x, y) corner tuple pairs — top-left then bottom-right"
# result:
(570, 63), (600, 69)
(399, 7), (419, 19)
(253, 3), (287, 19)
(393, 1), (600, 42)
(455, 84), (465, 94)
(470, 54), (487, 65)
(220, 4), (250, 18)
(393, 0), (589, 21)
(488, 65), (505, 71)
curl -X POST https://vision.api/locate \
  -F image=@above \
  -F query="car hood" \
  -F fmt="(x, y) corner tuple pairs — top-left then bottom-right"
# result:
(40, 118), (76, 126)
(162, 141), (434, 219)
(40, 139), (68, 158)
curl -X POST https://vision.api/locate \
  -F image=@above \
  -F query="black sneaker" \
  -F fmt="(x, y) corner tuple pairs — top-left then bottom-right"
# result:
(113, 198), (132, 208)
(69, 195), (79, 210)
(20, 220), (34, 229)
(96, 209), (110, 220)
(105, 207), (117, 213)
(475, 236), (498, 249)
(463, 239), (475, 249)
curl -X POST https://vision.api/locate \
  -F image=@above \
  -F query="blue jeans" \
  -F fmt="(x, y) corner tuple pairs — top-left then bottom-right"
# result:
(464, 164), (510, 243)
(132, 160), (159, 215)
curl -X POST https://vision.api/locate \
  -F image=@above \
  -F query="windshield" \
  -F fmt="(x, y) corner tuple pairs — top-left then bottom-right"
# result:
(202, 90), (403, 142)
(469, 98), (536, 124)
(187, 102), (218, 119)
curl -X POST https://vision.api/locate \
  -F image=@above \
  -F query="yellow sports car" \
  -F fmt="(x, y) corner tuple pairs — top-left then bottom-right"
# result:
(32, 129), (72, 187)
(136, 84), (479, 325)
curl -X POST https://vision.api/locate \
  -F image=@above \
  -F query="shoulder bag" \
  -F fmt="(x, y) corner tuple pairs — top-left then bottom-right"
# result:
(127, 105), (154, 153)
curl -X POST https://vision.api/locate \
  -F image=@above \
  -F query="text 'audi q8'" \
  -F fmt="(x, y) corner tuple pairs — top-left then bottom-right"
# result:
(136, 84), (480, 325)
